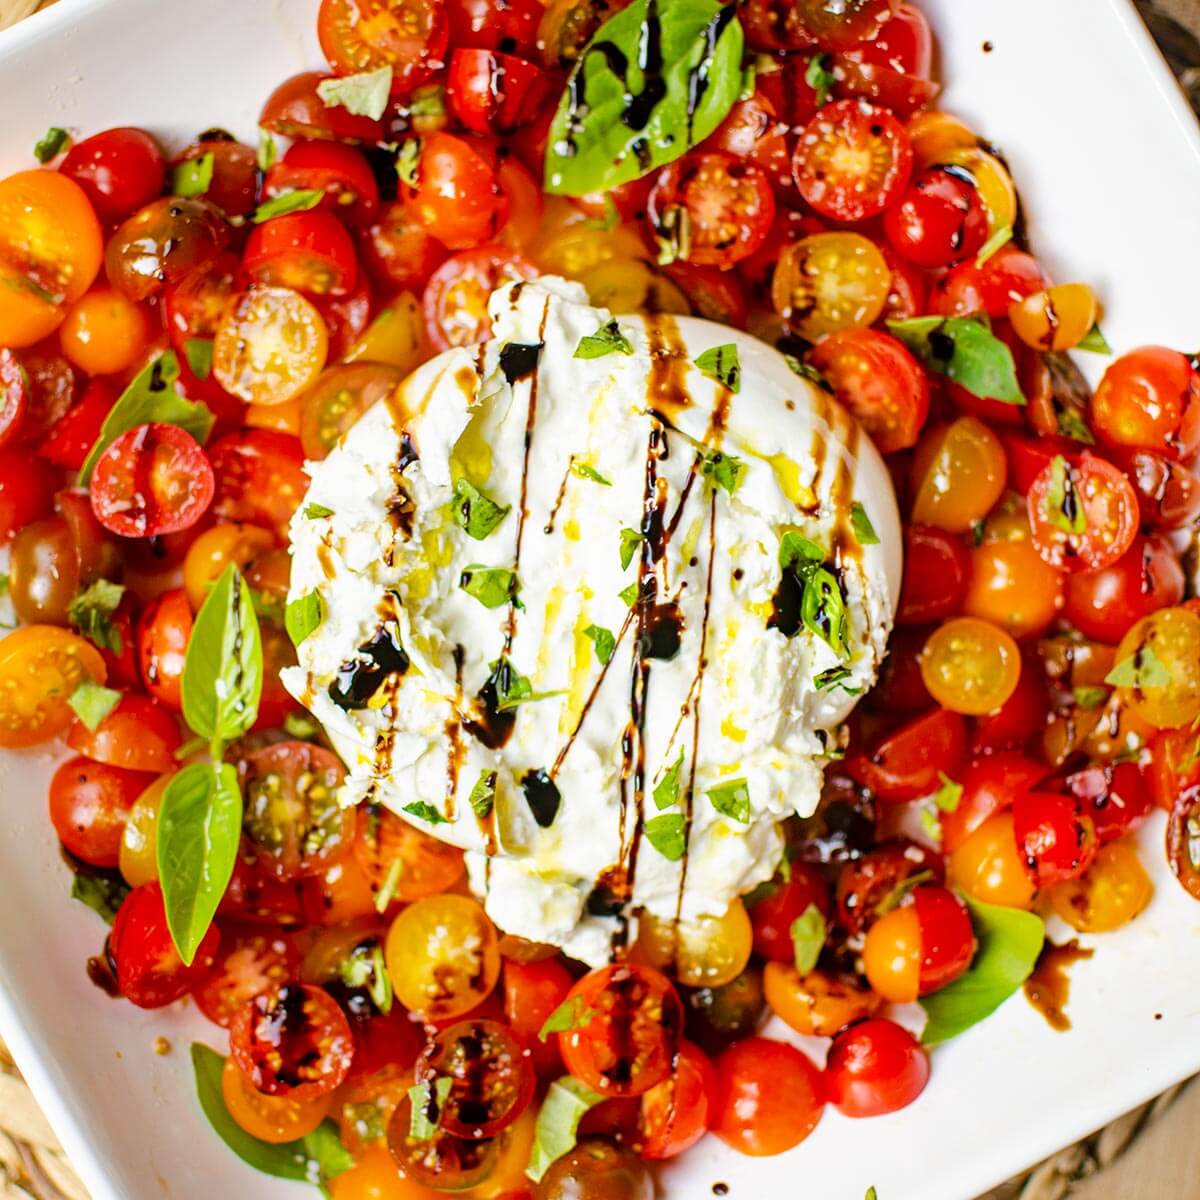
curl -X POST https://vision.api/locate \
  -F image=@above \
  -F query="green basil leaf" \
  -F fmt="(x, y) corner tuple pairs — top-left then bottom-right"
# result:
(888, 316), (1024, 405)
(78, 352), (215, 485)
(402, 800), (449, 826)
(182, 564), (263, 743)
(526, 1077), (607, 1183)
(257, 129), (278, 172)
(172, 152), (214, 198)
(68, 579), (126, 654)
(184, 337), (214, 381)
(619, 581), (640, 607)
(919, 896), (1044, 1045)
(192, 1045), (354, 1185)
(932, 771), (963, 813)
(158, 761), (242, 964)
(804, 53), (835, 106)
(1077, 323), (1112, 355)
(70, 872), (129, 925)
(317, 65), (394, 120)
(1073, 685), (1108, 710)
(575, 320), (633, 359)
(802, 567), (849, 659)
(396, 138), (422, 188)
(790, 903), (826, 974)
(285, 590), (325, 647)
(283, 711), (323, 742)
(584, 624), (616, 665)
(783, 355), (833, 393)
(468, 770), (496, 819)
(460, 564), (521, 609)
(1106, 646), (1171, 689)
(544, 0), (744, 196)
(489, 657), (565, 712)
(813, 665), (861, 695)
(975, 224), (1013, 266)
(33, 126), (70, 164)
(408, 1077), (453, 1140)
(694, 344), (741, 393)
(918, 804), (942, 845)
(304, 502), (335, 519)
(572, 461), (612, 485)
(1043, 455), (1086, 535)
(653, 748), (684, 809)
(644, 812), (686, 861)
(779, 531), (824, 571)
(67, 680), (122, 732)
(849, 501), (879, 545)
(450, 479), (511, 540)
(707, 777), (750, 823)
(252, 188), (325, 224)
(701, 449), (745, 496)
(538, 995), (599, 1041)
(619, 527), (644, 570)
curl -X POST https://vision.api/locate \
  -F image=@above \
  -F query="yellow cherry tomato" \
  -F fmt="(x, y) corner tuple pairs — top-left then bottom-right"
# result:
(1112, 606), (1200, 730)
(911, 416), (1007, 532)
(119, 773), (172, 887)
(1008, 284), (1098, 353)
(221, 1056), (333, 1144)
(0, 626), (107, 747)
(213, 285), (328, 406)
(861, 905), (921, 1003)
(529, 197), (647, 278)
(183, 522), (275, 611)
(948, 812), (1036, 909)
(344, 293), (427, 375)
(907, 111), (978, 169)
(636, 900), (753, 988)
(940, 146), (1017, 235)
(59, 286), (150, 376)
(328, 1144), (439, 1200)
(1050, 842), (1153, 934)
(920, 617), (1021, 716)
(963, 538), (1064, 638)
(576, 257), (689, 316)
(771, 232), (891, 341)
(385, 894), (500, 1021)
(763, 962), (881, 1037)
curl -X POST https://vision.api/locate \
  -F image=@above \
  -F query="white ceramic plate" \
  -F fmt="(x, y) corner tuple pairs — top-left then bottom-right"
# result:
(0, 2), (1198, 1198)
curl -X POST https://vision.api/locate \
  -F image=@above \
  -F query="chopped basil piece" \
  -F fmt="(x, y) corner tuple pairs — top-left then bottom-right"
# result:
(317, 65), (394, 120)
(283, 711), (323, 741)
(572, 460), (611, 485)
(252, 188), (325, 223)
(538, 995), (599, 1041)
(790, 903), (826, 974)
(304, 502), (334, 519)
(71, 872), (130, 924)
(1077, 323), (1112, 355)
(489, 657), (565, 712)
(1106, 646), (1171, 689)
(33, 126), (70, 164)
(619, 526), (644, 570)
(407, 84), (446, 119)
(804, 53), (836, 107)
(802, 567), (850, 659)
(975, 224), (1013, 266)
(451, 478), (511, 540)
(653, 748), (684, 810)
(694, 344), (741, 393)
(468, 770), (496, 819)
(285, 590), (324, 646)
(338, 942), (393, 1014)
(653, 204), (691, 265)
(783, 355), (833, 392)
(584, 624), (616, 665)
(526, 1077), (606, 1183)
(396, 138), (421, 188)
(67, 680), (122, 732)
(171, 152), (214, 199)
(183, 337), (214, 381)
(460, 564), (521, 609)
(814, 665), (861, 695)
(918, 804), (942, 844)
(644, 812), (686, 861)
(1043, 454), (1086, 535)
(850, 501), (880, 545)
(408, 1077), (452, 1140)
(402, 801), (449, 826)
(1055, 403), (1096, 445)
(256, 129), (278, 171)
(707, 777), (750, 823)
(619, 581), (640, 607)
(932, 771), (963, 813)
(888, 315), (1024, 405)
(68, 579), (127, 654)
(779, 531), (825, 571)
(701, 449), (746, 496)
(575, 320), (633, 359)
(1073, 685), (1108, 710)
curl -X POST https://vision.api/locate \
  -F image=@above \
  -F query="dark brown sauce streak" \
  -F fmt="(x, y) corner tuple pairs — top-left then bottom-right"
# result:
(1024, 938), (1093, 1032)
(384, 431), (420, 567)
(543, 456), (575, 536)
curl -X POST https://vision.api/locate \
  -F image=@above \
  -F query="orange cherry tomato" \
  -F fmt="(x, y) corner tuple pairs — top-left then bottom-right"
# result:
(353, 804), (465, 905)
(862, 904), (921, 1003)
(183, 522), (275, 611)
(911, 416), (1007, 533)
(329, 1144), (440, 1200)
(59, 287), (150, 376)
(772, 231), (891, 341)
(0, 626), (106, 747)
(907, 110), (977, 169)
(963, 537), (1064, 638)
(221, 1055), (333, 1144)
(763, 963), (881, 1037)
(947, 811), (1037, 909)
(1008, 284), (1098, 353)
(299, 363), (406, 460)
(1050, 842), (1153, 934)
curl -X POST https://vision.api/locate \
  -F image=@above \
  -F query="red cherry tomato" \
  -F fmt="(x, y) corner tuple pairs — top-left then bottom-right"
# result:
(243, 211), (359, 297)
(94, 592), (142, 691)
(895, 525), (970, 625)
(259, 72), (386, 144)
(67, 693), (182, 774)
(646, 152), (776, 269)
(931, 244), (1047, 318)
(639, 1040), (717, 1160)
(193, 924), (300, 1029)
(263, 141), (381, 228)
(446, 49), (548, 135)
(172, 140), (258, 217)
(37, 381), (116, 471)
(503, 956), (573, 1075)
(1063, 534), (1184, 644)
(807, 328), (930, 454)
(847, 708), (967, 803)
(362, 200), (449, 293)
(317, 0), (449, 98)
(1112, 447), (1200, 531)
(870, 625), (933, 712)
(879, 243), (928, 321)
(231, 982), (355, 1099)
(60, 127), (166, 224)
(0, 349), (28, 448)
(836, 839), (945, 937)
(1062, 762), (1152, 846)
(910, 884), (975, 993)
(219, 848), (307, 926)
(712, 1038), (824, 1156)
(111, 881), (220, 1008)
(942, 753), (1049, 853)
(207, 429), (308, 543)
(402, 132), (507, 252)
(708, 92), (793, 191)
(832, 5), (937, 117)
(445, 0), (540, 53)
(883, 166), (989, 267)
(793, 99), (912, 223)
(971, 656), (1049, 754)
(1091, 345), (1200, 461)
(89, 422), (215, 538)
(1027, 451), (1139, 572)
(0, 448), (56, 541)
(49, 756), (154, 867)
(558, 964), (684, 1099)
(1002, 430), (1079, 494)
(422, 245), (535, 351)
(749, 864), (830, 963)
(136, 588), (192, 710)
(1012, 790), (1098, 886)
(662, 263), (749, 328)
(825, 1018), (929, 1117)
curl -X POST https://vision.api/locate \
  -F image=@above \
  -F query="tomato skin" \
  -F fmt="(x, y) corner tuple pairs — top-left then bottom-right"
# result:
(244, 211), (359, 298)
(749, 864), (830, 963)
(173, 140), (258, 217)
(222, 1056), (334, 1145)
(931, 245), (1047, 318)
(421, 245), (535, 351)
(403, 132), (508, 252)
(207, 429), (309, 543)
(446, 0), (540, 53)
(1112, 447), (1200, 532)
(682, 968), (766, 1056)
(846, 707), (967, 803)
(362, 202), (449, 293)
(1063, 535), (1185, 645)
(712, 1038), (824, 1156)
(879, 242), (927, 321)
(861, 905), (920, 1002)
(1062, 762), (1151, 847)
(260, 71), (386, 143)
(895, 525), (969, 625)
(1012, 790), (1098, 887)
(68, 693), (182, 774)
(111, 881), (220, 1008)
(807, 329), (930, 454)
(60, 127), (167, 224)
(503, 957), (573, 1075)
(193, 924), (300, 1029)
(136, 588), (192, 710)
(265, 141), (381, 229)
(0, 448), (56, 541)
(709, 92), (792, 192)
(105, 197), (230, 302)
(824, 1019), (929, 1118)
(1091, 346), (1200, 462)
(37, 380), (116, 470)
(0, 349), (28, 448)
(639, 1040), (716, 1161)
(446, 49), (548, 136)
(318, 0), (450, 98)
(49, 757), (155, 867)
(883, 166), (989, 268)
(942, 753), (1048, 853)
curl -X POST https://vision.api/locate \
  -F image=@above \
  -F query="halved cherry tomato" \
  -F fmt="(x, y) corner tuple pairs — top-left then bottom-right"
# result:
(363, 202), (449, 293)
(863, 884), (974, 1001)
(194, 924), (300, 1028)
(808, 328), (929, 453)
(638, 1040), (716, 1161)
(789, 0), (901, 49)
(318, 0), (449, 97)
(264, 141), (381, 228)
(49, 756), (154, 867)
(0, 626), (106, 747)
(422, 246), (535, 350)
(0, 349), (28, 448)
(299, 363), (405, 460)
(18, 345), (78, 442)
(219, 846), (307, 926)
(748, 863), (830, 963)
(503, 956), (572, 1076)
(231, 982), (355, 1098)
(948, 810), (1036, 908)
(221, 1055), (333, 1144)
(1091, 345), (1200, 461)
(662, 263), (749, 328)
(883, 165), (989, 267)
(60, 127), (166, 224)
(709, 91), (792, 191)
(825, 1018), (929, 1118)
(847, 707), (967, 802)
(558, 963), (683, 1099)
(402, 132), (508, 252)
(835, 839), (945, 935)
(1051, 842), (1153, 934)
(1009, 283), (1097, 353)
(832, 4), (935, 113)
(89, 422), (215, 538)
(895, 525), (969, 625)
(911, 416), (1007, 533)
(105, 197), (230, 302)
(1062, 761), (1151, 847)
(446, 48), (548, 136)
(879, 242), (928, 320)
(920, 617), (1021, 716)
(207, 430), (310, 541)
(1113, 447), (1200, 531)
(446, 0), (540, 53)
(773, 232), (891, 341)
(59, 288), (151, 377)
(931, 244), (1046, 318)
(136, 588), (192, 710)
(1167, 783), (1200, 901)
(1112, 606), (1200, 730)
(1012, 790), (1098, 887)
(111, 881), (220, 1008)
(712, 1037), (824, 1156)
(172, 139), (258, 217)
(240, 742), (353, 881)
(353, 804), (465, 905)
(941, 753), (1048, 853)
(68, 693), (181, 773)
(386, 1097), (500, 1191)
(244, 211), (359, 298)
(260, 72), (387, 144)
(764, 964), (881, 1038)
(636, 901), (754, 989)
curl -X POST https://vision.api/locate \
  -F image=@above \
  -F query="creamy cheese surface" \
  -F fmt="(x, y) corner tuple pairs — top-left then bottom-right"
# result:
(284, 279), (901, 965)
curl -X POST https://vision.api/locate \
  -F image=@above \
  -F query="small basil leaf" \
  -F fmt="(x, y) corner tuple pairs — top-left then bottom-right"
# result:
(408, 1077), (453, 1139)
(694, 344), (741, 392)
(158, 761), (242, 964)
(575, 320), (633, 359)
(932, 771), (963, 813)
(67, 680), (122, 732)
(849, 501), (879, 545)
(538, 994), (599, 1041)
(402, 801), (450, 826)
(468, 770), (496, 819)
(783, 355), (833, 392)
(252, 188), (325, 224)
(317, 65), (394, 120)
(804, 53), (835, 106)
(544, 0), (744, 197)
(619, 527), (644, 570)
(172, 152), (214, 198)
(489, 657), (565, 712)
(460, 564), (520, 609)
(1077, 323), (1112, 355)
(1043, 455), (1086, 535)
(644, 812), (686, 861)
(257, 129), (278, 172)
(653, 748), (684, 809)
(285, 590), (324, 647)
(975, 224), (1013, 266)
(779, 531), (824, 571)
(814, 665), (861, 695)
(619, 581), (640, 608)
(583, 624), (616, 665)
(572, 461), (612, 485)
(701, 449), (745, 496)
(70, 872), (129, 925)
(526, 1077), (606, 1183)
(1073, 685), (1108, 710)
(68, 580), (126, 653)
(919, 896), (1044, 1046)
(1106, 646), (1171, 689)
(802, 567), (849, 659)
(396, 138), (422, 188)
(79, 352), (215, 485)
(182, 564), (263, 743)
(451, 478), (511, 540)
(184, 338), (214, 381)
(33, 126), (70, 163)
(888, 316), (1024, 405)
(304, 502), (334, 519)
(790, 903), (826, 974)
(707, 777), (750, 823)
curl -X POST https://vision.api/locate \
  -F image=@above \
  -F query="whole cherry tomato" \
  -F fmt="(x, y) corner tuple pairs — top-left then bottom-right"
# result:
(748, 864), (830, 963)
(712, 1038), (824, 1156)
(60, 127), (166, 224)
(1012, 790), (1098, 887)
(1091, 346), (1200, 462)
(825, 1018), (929, 1117)
(883, 166), (989, 267)
(639, 1040), (716, 1161)
(931, 245), (1046, 318)
(402, 132), (508, 252)
(49, 756), (154, 867)
(895, 525), (969, 625)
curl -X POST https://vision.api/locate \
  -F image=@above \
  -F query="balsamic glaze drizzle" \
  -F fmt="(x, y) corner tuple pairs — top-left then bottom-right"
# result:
(329, 622), (409, 711)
